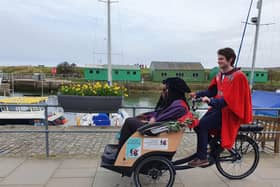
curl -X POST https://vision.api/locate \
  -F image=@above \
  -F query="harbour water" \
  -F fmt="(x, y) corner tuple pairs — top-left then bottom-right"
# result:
(11, 91), (159, 107)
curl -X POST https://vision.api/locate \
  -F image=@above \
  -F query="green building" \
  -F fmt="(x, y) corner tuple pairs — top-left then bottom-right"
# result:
(84, 65), (141, 82)
(209, 67), (219, 80)
(150, 61), (205, 82)
(209, 67), (268, 83)
(242, 68), (268, 83)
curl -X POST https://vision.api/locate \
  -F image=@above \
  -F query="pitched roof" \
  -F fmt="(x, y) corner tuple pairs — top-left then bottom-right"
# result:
(85, 64), (140, 70)
(150, 61), (204, 70)
(241, 67), (268, 72)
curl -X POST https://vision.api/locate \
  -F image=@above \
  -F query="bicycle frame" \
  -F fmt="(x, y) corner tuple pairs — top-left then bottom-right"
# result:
(173, 133), (244, 170)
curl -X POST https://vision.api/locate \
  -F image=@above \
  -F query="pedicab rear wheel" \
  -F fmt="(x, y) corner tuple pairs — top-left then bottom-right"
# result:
(216, 134), (259, 180)
(133, 156), (175, 187)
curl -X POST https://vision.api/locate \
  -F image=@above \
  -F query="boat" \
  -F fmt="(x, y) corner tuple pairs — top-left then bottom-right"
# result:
(0, 97), (67, 125)
(48, 112), (67, 125)
(252, 90), (280, 117)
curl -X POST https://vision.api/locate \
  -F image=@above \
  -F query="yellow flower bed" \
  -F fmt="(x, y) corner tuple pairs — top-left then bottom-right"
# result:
(59, 82), (128, 97)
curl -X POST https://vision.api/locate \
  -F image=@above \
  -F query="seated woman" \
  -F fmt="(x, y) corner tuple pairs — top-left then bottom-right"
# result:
(135, 79), (168, 122)
(118, 77), (192, 150)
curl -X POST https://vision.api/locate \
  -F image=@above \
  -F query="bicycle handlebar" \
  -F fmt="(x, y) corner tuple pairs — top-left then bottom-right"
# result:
(190, 97), (202, 111)
(192, 98), (202, 103)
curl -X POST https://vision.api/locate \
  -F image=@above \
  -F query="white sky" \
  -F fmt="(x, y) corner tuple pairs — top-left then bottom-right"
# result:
(0, 0), (279, 68)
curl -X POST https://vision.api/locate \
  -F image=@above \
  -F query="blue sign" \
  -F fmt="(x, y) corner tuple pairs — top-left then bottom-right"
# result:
(126, 138), (142, 159)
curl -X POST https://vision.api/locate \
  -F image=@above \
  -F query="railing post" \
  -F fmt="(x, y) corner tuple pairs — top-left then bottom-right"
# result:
(132, 106), (136, 117)
(44, 105), (49, 158)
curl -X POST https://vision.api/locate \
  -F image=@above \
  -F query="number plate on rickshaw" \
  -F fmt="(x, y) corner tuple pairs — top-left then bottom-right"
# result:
(143, 138), (168, 150)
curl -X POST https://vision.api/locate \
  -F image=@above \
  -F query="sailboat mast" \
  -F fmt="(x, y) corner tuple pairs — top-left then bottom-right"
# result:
(98, 0), (118, 85)
(250, 0), (263, 90)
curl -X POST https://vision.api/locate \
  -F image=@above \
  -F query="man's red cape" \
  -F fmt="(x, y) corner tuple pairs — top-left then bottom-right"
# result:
(209, 70), (252, 149)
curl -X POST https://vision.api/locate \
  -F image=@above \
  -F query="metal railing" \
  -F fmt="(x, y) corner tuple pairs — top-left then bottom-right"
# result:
(0, 103), (279, 157)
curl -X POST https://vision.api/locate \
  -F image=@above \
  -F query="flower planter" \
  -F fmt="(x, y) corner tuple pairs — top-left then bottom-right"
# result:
(57, 95), (123, 113)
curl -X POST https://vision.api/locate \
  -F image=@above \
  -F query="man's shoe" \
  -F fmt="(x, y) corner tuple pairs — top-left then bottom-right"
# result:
(188, 158), (209, 167)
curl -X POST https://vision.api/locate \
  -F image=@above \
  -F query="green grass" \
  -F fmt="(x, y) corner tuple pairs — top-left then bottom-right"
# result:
(0, 66), (52, 74)
(140, 68), (150, 74)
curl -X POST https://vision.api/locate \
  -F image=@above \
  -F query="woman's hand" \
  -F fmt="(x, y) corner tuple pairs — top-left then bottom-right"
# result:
(201, 96), (211, 104)
(148, 117), (156, 124)
(141, 120), (149, 123)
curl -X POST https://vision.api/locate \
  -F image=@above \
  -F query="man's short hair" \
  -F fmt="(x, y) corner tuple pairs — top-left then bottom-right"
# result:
(217, 47), (236, 66)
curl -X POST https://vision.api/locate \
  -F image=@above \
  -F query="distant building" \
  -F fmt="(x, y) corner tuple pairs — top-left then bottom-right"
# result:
(242, 67), (268, 83)
(84, 65), (141, 82)
(209, 67), (219, 80)
(150, 61), (205, 82)
(209, 67), (268, 83)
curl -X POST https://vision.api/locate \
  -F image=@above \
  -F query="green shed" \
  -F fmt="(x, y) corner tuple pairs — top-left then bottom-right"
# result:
(209, 67), (219, 80)
(150, 61), (205, 82)
(84, 65), (141, 82)
(209, 67), (268, 83)
(242, 67), (268, 83)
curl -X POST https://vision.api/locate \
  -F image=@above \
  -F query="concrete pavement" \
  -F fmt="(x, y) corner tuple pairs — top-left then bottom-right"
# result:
(0, 154), (278, 187)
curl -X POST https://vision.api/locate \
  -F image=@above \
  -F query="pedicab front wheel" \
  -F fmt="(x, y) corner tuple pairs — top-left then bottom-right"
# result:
(133, 156), (175, 187)
(215, 134), (259, 180)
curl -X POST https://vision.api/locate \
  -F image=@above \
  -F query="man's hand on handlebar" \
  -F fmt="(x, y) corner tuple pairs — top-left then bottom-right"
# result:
(201, 96), (211, 104)
(189, 92), (196, 98)
(191, 96), (211, 105)
(191, 96), (210, 103)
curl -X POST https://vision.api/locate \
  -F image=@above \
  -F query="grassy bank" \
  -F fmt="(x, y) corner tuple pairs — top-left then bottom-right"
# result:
(125, 81), (280, 93)
(0, 66), (52, 74)
(124, 81), (209, 93)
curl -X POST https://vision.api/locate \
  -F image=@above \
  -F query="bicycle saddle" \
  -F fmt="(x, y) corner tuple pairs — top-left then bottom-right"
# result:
(239, 123), (264, 132)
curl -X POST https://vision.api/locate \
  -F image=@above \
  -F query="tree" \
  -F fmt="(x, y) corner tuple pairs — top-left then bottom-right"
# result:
(56, 61), (76, 74)
(70, 63), (77, 68)
(56, 62), (83, 78)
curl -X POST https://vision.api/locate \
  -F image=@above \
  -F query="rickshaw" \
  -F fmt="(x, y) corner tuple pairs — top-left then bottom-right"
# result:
(101, 99), (263, 187)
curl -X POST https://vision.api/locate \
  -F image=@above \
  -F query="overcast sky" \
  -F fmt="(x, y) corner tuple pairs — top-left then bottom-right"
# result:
(0, 0), (279, 68)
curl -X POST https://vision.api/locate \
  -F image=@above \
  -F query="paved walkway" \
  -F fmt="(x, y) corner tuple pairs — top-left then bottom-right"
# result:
(0, 126), (198, 158)
(0, 154), (279, 187)
(0, 126), (278, 158)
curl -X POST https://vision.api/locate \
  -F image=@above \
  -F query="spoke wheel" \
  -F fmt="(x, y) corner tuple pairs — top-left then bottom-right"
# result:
(133, 156), (175, 187)
(216, 134), (259, 179)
